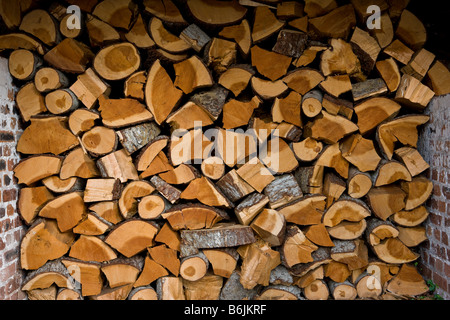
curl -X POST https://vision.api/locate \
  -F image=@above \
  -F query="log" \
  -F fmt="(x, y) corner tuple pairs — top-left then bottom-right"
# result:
(93, 42), (141, 81)
(355, 96), (402, 134)
(8, 49), (42, 81)
(81, 126), (117, 157)
(85, 14), (120, 48)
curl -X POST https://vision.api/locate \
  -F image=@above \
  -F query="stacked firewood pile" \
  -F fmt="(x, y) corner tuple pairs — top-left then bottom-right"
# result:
(2, 0), (449, 300)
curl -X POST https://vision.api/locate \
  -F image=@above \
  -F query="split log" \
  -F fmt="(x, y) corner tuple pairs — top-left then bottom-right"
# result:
(70, 68), (110, 109)
(162, 203), (228, 231)
(17, 117), (79, 155)
(174, 55), (213, 94)
(354, 97), (401, 136)
(21, 260), (74, 293)
(340, 134), (381, 172)
(143, 0), (186, 24)
(14, 155), (62, 186)
(373, 160), (412, 187)
(60, 147), (100, 180)
(238, 240), (280, 290)
(97, 149), (139, 183)
(105, 219), (159, 258)
(391, 206), (429, 228)
(278, 195), (326, 226)
(322, 198), (371, 228)
(234, 193), (269, 226)
(330, 239), (368, 271)
(376, 115), (430, 160)
(251, 45), (291, 81)
(367, 185), (406, 220)
(400, 176), (433, 211)
(92, 0), (137, 30)
(148, 245), (180, 276)
(394, 74), (435, 110)
(252, 6), (284, 43)
(19, 9), (60, 46)
(386, 264), (428, 297)
(250, 208), (286, 246)
(15, 82), (47, 122)
(20, 219), (75, 270)
(145, 59), (183, 125)
(309, 4), (356, 39)
(44, 38), (94, 73)
(395, 10), (426, 50)
(69, 235), (117, 263)
(18, 186), (54, 225)
(186, 0), (247, 26)
(98, 96), (153, 128)
(203, 249), (239, 278)
(38, 192), (87, 232)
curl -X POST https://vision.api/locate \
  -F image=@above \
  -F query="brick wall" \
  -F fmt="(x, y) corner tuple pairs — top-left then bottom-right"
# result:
(417, 94), (450, 300)
(0, 57), (26, 300)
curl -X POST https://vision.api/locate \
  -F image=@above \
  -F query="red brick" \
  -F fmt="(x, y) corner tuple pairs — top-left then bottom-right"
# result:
(435, 257), (444, 273)
(432, 272), (448, 292)
(434, 228), (441, 242)
(2, 189), (16, 202)
(6, 204), (13, 216)
(429, 212), (442, 226)
(445, 263), (450, 278)
(431, 168), (438, 180)
(442, 232), (449, 246)
(438, 200), (446, 213)
(433, 184), (442, 197)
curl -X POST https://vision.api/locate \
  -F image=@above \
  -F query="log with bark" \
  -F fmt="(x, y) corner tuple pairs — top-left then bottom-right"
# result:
(4, 0), (437, 301)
